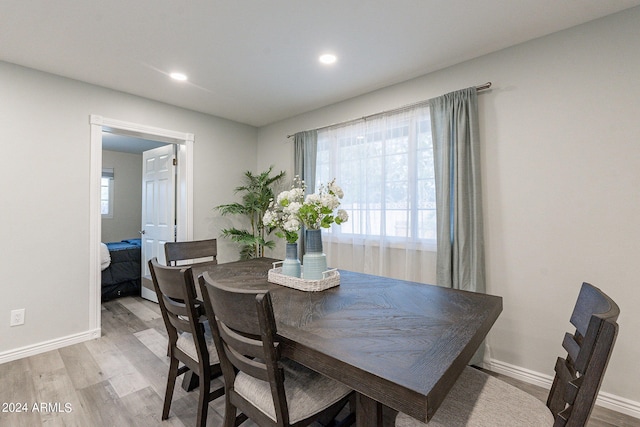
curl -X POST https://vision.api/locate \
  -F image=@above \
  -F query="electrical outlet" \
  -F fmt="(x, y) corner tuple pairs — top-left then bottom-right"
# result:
(10, 309), (25, 326)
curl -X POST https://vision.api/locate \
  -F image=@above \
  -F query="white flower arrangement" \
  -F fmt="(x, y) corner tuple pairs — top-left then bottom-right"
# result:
(263, 177), (306, 243)
(297, 179), (348, 230)
(263, 177), (348, 243)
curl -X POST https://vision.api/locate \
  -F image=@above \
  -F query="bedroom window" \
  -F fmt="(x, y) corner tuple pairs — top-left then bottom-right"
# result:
(101, 168), (114, 218)
(316, 104), (436, 245)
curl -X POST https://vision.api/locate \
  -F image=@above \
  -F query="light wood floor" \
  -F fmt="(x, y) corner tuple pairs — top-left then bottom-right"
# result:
(0, 295), (637, 427)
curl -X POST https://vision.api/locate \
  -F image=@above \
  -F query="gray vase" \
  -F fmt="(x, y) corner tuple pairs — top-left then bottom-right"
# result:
(302, 229), (327, 280)
(281, 242), (301, 277)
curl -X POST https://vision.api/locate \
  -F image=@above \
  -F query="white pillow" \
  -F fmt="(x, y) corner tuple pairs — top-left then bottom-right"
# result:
(100, 243), (111, 271)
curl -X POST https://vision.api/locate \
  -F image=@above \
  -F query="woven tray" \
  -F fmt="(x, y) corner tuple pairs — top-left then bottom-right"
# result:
(268, 262), (340, 292)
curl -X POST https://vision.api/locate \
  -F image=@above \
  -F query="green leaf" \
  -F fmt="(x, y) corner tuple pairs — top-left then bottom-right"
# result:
(216, 166), (286, 258)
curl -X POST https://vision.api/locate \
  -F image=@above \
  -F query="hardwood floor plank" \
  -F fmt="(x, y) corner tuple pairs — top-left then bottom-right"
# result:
(114, 331), (191, 402)
(108, 366), (150, 399)
(85, 333), (151, 398)
(119, 296), (162, 323)
(0, 359), (41, 427)
(27, 349), (65, 375)
(134, 328), (171, 366)
(120, 386), (186, 427)
(31, 366), (93, 426)
(75, 380), (138, 426)
(101, 299), (152, 337)
(58, 343), (105, 390)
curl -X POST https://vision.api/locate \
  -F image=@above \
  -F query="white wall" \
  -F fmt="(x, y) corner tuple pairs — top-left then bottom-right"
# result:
(258, 7), (640, 409)
(101, 150), (143, 243)
(0, 61), (257, 355)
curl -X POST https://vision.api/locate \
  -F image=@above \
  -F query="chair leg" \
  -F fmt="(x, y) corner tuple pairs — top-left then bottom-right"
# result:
(162, 357), (179, 420)
(196, 366), (211, 427)
(223, 398), (237, 427)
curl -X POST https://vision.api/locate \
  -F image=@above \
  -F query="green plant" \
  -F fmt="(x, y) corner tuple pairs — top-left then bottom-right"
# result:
(216, 166), (286, 259)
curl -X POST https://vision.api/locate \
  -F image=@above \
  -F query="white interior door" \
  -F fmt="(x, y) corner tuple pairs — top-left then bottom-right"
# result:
(140, 144), (176, 301)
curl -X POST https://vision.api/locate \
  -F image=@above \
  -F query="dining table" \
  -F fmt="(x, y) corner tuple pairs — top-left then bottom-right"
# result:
(191, 257), (502, 427)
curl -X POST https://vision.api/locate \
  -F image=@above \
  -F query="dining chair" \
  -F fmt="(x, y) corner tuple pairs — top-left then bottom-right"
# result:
(165, 238), (218, 266)
(395, 282), (620, 427)
(198, 272), (355, 427)
(163, 237), (218, 382)
(148, 257), (225, 427)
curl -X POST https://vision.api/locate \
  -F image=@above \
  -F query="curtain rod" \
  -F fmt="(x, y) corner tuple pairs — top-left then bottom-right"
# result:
(287, 82), (491, 138)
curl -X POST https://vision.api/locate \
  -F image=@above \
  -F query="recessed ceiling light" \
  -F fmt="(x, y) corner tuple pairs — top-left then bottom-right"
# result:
(170, 72), (188, 81)
(319, 54), (337, 65)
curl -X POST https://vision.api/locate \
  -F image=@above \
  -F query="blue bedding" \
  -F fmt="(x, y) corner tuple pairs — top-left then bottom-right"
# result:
(102, 238), (142, 300)
(106, 238), (141, 251)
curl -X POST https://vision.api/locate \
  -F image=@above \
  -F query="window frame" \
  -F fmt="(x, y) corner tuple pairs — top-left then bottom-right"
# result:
(101, 168), (114, 219)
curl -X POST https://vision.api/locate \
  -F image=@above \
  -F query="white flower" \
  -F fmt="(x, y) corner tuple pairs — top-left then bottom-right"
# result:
(305, 193), (321, 204)
(337, 209), (349, 223)
(321, 193), (340, 210)
(290, 187), (305, 200)
(262, 210), (276, 226)
(277, 190), (290, 205)
(329, 181), (344, 198)
(284, 201), (302, 215)
(283, 217), (300, 232)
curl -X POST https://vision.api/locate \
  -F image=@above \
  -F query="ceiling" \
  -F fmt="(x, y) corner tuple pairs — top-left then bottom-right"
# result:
(102, 132), (167, 154)
(2, 1), (640, 127)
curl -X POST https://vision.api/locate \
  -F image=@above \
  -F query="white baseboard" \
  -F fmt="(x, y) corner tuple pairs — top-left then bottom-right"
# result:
(0, 328), (101, 365)
(485, 358), (640, 420)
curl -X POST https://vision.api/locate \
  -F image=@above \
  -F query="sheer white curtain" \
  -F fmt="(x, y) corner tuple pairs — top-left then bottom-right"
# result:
(317, 105), (438, 283)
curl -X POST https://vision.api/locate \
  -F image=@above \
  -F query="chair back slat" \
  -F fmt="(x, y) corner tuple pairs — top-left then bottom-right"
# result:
(548, 356), (573, 417)
(167, 310), (192, 333)
(161, 295), (190, 317)
(222, 341), (271, 382)
(218, 320), (267, 359)
(547, 282), (619, 427)
(564, 376), (582, 405)
(165, 239), (217, 266)
(569, 282), (618, 336)
(561, 332), (581, 363)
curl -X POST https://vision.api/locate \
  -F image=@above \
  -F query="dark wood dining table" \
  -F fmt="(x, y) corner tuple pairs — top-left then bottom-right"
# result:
(191, 257), (502, 427)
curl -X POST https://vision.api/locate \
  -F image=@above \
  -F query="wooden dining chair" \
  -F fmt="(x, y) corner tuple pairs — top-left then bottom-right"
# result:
(395, 282), (620, 427)
(198, 272), (355, 427)
(163, 238), (217, 384)
(165, 238), (217, 266)
(148, 257), (225, 427)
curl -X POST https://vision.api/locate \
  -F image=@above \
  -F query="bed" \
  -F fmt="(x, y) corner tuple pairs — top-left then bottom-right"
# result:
(100, 238), (142, 301)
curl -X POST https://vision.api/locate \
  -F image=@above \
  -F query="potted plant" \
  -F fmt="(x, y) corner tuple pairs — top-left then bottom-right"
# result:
(216, 166), (285, 259)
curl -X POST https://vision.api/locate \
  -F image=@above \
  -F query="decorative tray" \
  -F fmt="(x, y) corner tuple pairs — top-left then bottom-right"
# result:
(268, 262), (340, 292)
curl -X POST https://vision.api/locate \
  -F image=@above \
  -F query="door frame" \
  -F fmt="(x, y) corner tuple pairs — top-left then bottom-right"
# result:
(89, 115), (194, 334)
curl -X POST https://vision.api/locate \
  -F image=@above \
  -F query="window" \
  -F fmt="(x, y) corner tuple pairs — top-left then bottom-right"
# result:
(316, 105), (436, 244)
(101, 168), (114, 218)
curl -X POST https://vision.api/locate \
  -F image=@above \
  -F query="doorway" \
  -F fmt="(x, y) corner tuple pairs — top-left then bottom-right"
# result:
(89, 115), (194, 334)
